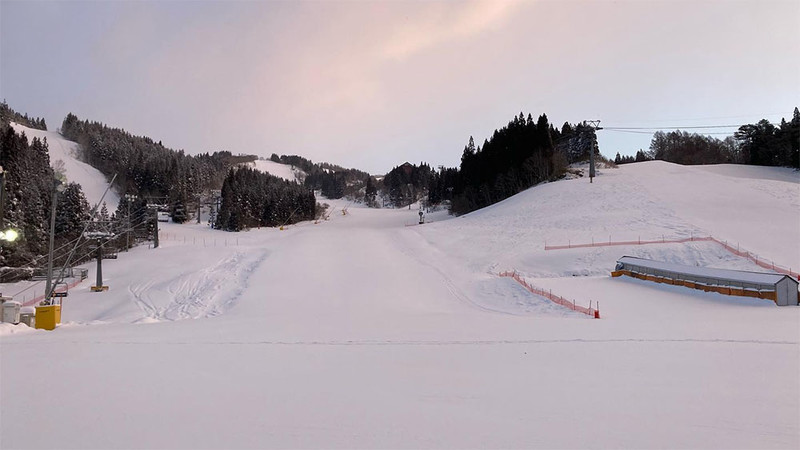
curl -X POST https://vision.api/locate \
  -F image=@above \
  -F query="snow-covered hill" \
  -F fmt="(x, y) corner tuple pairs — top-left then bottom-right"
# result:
(9, 123), (119, 210)
(246, 158), (305, 183)
(1, 160), (798, 449)
(420, 160), (800, 278)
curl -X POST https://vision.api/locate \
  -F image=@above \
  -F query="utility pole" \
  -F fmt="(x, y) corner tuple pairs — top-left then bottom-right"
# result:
(0, 165), (6, 228)
(148, 204), (160, 248)
(124, 194), (136, 251)
(45, 180), (64, 302)
(154, 210), (159, 248)
(586, 120), (603, 183)
(209, 190), (221, 227)
(196, 193), (202, 224)
(95, 242), (103, 289)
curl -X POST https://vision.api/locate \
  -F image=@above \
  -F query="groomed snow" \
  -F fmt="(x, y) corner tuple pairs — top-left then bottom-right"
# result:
(1, 161), (798, 449)
(9, 123), (119, 210)
(247, 158), (305, 183)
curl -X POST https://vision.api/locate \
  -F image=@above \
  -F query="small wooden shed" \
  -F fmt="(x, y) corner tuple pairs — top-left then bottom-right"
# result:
(613, 256), (799, 306)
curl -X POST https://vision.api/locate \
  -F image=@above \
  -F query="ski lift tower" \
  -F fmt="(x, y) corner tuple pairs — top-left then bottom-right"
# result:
(84, 230), (115, 292)
(146, 203), (163, 248)
(586, 120), (602, 183)
(124, 193), (137, 250)
(210, 190), (222, 227)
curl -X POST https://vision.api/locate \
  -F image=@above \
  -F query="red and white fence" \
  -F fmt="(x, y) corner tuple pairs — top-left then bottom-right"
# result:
(710, 238), (799, 280)
(20, 277), (84, 307)
(544, 235), (713, 251)
(158, 233), (240, 247)
(498, 270), (600, 318)
(544, 235), (799, 280)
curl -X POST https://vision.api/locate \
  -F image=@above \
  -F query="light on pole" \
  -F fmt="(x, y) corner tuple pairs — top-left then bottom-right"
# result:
(0, 228), (18, 242)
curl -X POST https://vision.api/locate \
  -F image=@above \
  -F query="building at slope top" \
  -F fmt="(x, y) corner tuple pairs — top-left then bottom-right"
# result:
(612, 256), (799, 306)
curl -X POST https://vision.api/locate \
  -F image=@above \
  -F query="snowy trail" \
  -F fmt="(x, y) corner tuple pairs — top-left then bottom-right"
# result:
(9, 123), (120, 209)
(127, 249), (269, 321)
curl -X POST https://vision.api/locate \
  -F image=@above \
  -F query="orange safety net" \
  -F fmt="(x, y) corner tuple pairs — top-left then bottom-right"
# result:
(498, 271), (600, 318)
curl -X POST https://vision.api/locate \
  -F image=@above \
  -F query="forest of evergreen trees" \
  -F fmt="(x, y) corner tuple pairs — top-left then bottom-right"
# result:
(1, 121), (55, 270)
(60, 115), (321, 233)
(615, 150), (652, 165)
(60, 113), (259, 217)
(382, 162), (433, 207)
(270, 153), (371, 200)
(1, 107), (97, 278)
(734, 109), (799, 168)
(426, 113), (592, 215)
(620, 108), (799, 168)
(214, 166), (316, 231)
(0, 101), (47, 131)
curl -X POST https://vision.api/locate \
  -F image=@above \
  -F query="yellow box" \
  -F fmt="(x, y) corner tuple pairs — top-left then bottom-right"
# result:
(35, 305), (61, 330)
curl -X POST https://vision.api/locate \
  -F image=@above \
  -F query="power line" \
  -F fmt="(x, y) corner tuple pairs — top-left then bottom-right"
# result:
(604, 129), (738, 136)
(604, 124), (744, 130)
(604, 120), (784, 131)
(604, 111), (794, 124)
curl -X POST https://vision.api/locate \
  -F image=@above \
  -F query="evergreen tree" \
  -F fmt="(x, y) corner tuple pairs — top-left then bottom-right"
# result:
(449, 112), (570, 215)
(60, 113), (257, 199)
(364, 176), (377, 207)
(0, 123), (56, 268)
(171, 198), (188, 223)
(98, 202), (110, 222)
(0, 101), (47, 130)
(214, 167), (315, 231)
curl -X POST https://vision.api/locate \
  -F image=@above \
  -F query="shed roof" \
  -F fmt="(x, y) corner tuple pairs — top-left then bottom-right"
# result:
(617, 256), (795, 286)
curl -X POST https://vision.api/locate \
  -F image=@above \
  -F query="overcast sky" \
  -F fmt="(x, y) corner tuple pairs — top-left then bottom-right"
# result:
(1, 0), (798, 174)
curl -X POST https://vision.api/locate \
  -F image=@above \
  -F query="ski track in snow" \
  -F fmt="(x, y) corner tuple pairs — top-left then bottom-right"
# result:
(127, 249), (268, 321)
(391, 229), (495, 314)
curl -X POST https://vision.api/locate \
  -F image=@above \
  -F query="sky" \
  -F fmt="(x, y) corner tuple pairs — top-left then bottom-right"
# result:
(1, 0), (798, 174)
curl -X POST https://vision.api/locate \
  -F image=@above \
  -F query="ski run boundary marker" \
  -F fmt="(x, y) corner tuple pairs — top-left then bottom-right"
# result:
(498, 271), (600, 319)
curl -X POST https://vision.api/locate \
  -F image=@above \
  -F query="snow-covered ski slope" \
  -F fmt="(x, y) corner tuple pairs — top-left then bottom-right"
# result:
(420, 160), (800, 278)
(1, 161), (799, 449)
(247, 158), (305, 183)
(9, 123), (119, 210)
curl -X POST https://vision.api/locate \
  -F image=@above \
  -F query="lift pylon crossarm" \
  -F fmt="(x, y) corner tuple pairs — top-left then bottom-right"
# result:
(83, 231), (116, 239)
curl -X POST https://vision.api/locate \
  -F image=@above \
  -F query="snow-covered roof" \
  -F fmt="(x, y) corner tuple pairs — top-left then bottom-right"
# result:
(617, 256), (794, 286)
